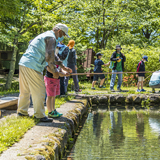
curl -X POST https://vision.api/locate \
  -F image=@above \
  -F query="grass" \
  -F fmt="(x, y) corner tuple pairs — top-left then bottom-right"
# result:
(0, 116), (38, 154)
(0, 95), (75, 154)
(67, 80), (157, 95)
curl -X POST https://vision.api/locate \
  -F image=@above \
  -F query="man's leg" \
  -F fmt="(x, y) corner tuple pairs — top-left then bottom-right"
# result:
(17, 66), (31, 115)
(27, 68), (46, 118)
(71, 66), (79, 92)
(117, 72), (123, 89)
(100, 78), (105, 86)
(60, 77), (65, 95)
(141, 81), (143, 90)
(64, 76), (69, 93)
(110, 70), (116, 90)
(46, 96), (52, 113)
(92, 81), (97, 88)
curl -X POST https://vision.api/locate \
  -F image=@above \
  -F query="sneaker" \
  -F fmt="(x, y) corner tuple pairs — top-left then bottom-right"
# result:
(35, 116), (53, 122)
(140, 89), (146, 92)
(48, 110), (63, 118)
(137, 89), (141, 92)
(17, 112), (29, 117)
(75, 89), (82, 94)
(99, 86), (106, 88)
(117, 88), (122, 92)
(110, 89), (115, 92)
(91, 87), (96, 90)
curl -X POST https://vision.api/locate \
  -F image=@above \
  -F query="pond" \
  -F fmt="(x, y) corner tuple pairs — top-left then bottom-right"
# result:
(67, 108), (160, 160)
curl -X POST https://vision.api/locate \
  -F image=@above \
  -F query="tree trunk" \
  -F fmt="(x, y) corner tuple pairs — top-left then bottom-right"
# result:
(5, 37), (18, 90)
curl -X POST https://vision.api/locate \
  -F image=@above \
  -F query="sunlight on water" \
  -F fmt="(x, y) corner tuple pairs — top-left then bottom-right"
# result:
(68, 109), (160, 160)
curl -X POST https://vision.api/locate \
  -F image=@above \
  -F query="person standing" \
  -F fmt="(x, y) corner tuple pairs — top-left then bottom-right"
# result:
(110, 45), (126, 92)
(57, 43), (69, 95)
(17, 23), (72, 122)
(65, 40), (82, 93)
(91, 53), (110, 90)
(136, 56), (148, 92)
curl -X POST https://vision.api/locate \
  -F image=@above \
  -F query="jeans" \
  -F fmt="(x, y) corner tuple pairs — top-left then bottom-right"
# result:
(65, 65), (79, 92)
(60, 77), (65, 95)
(110, 70), (123, 90)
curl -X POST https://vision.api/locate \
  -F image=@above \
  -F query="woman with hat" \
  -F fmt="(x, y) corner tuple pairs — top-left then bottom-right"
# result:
(110, 45), (126, 92)
(64, 40), (82, 93)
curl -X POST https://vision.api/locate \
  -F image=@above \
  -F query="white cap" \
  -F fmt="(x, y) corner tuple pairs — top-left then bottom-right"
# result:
(55, 23), (70, 38)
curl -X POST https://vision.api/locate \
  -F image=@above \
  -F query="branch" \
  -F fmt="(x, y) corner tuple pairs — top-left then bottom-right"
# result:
(48, 0), (75, 13)
(20, 21), (41, 35)
(18, 0), (27, 33)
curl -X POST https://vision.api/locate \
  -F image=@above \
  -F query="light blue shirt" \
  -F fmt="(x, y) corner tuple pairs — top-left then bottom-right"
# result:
(19, 30), (58, 73)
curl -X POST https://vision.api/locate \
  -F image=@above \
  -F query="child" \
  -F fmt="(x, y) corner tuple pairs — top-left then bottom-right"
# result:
(91, 53), (110, 90)
(136, 55), (148, 92)
(44, 65), (70, 118)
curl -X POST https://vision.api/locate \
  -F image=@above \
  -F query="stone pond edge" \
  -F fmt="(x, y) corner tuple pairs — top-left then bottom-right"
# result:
(83, 94), (160, 106)
(22, 98), (91, 160)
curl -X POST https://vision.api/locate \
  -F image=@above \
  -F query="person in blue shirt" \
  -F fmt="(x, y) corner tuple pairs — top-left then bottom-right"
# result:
(17, 23), (72, 122)
(91, 53), (110, 90)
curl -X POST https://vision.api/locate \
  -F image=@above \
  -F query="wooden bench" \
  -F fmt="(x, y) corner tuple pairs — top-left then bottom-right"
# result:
(0, 97), (18, 117)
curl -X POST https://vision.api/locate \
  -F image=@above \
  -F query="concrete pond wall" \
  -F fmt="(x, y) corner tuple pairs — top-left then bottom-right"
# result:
(88, 94), (160, 107)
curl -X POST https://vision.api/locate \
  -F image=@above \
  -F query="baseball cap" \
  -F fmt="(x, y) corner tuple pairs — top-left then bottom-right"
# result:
(96, 53), (103, 56)
(115, 45), (122, 50)
(55, 23), (70, 38)
(57, 43), (65, 48)
(143, 55), (148, 62)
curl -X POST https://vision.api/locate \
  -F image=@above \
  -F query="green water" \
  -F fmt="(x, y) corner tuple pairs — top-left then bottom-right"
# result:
(68, 109), (160, 160)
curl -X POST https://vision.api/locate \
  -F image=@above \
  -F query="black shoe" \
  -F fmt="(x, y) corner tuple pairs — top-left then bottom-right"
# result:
(117, 88), (122, 92)
(17, 112), (29, 117)
(35, 116), (53, 122)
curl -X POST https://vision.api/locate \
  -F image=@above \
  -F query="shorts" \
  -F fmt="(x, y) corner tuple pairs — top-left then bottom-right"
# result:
(138, 76), (144, 82)
(44, 76), (60, 97)
(93, 74), (105, 81)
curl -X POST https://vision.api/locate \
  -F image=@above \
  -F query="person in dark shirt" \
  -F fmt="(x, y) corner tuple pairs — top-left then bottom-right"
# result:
(44, 65), (70, 118)
(65, 40), (82, 93)
(91, 53), (110, 90)
(136, 56), (148, 92)
(110, 45), (126, 92)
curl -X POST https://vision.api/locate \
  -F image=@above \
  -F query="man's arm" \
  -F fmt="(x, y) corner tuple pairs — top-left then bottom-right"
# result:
(45, 37), (63, 73)
(46, 66), (59, 79)
(103, 61), (110, 66)
(121, 53), (126, 62)
(110, 52), (118, 61)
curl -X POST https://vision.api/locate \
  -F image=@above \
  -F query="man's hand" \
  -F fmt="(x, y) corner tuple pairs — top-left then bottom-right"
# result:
(53, 72), (59, 79)
(66, 67), (72, 73)
(136, 74), (138, 78)
(62, 66), (72, 73)
(65, 72), (70, 77)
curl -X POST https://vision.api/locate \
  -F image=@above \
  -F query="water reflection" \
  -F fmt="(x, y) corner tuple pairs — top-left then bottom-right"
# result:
(109, 112), (125, 149)
(69, 109), (160, 160)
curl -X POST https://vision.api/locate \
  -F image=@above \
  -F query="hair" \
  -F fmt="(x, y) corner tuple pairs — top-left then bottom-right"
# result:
(67, 40), (75, 49)
(97, 55), (101, 58)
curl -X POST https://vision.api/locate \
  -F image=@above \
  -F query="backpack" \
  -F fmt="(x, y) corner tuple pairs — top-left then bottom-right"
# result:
(57, 46), (69, 60)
